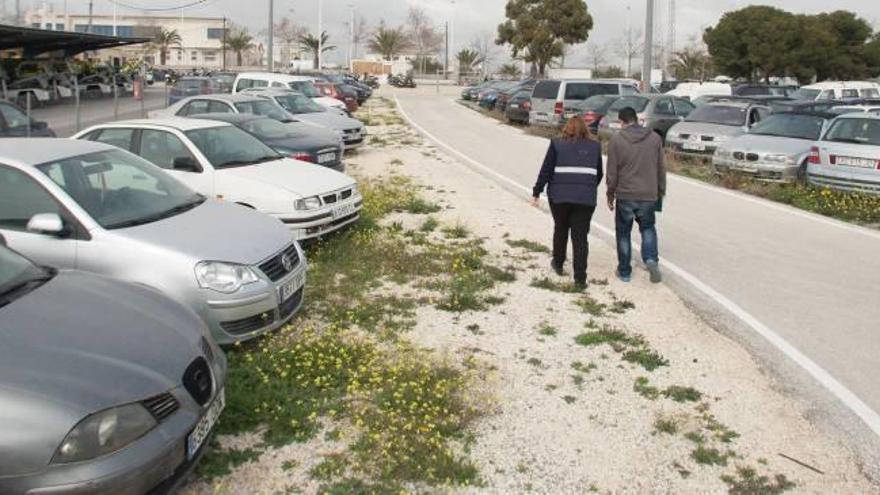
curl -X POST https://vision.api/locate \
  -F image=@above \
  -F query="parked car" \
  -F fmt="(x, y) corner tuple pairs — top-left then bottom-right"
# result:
(168, 77), (218, 105)
(210, 71), (237, 93)
(315, 82), (359, 113)
(0, 236), (226, 494)
(5, 77), (54, 108)
(529, 79), (640, 127)
(73, 118), (362, 240)
(732, 84), (797, 97)
(0, 100), (55, 137)
(568, 94), (620, 132)
(504, 90), (532, 125)
(828, 104), (880, 115)
(712, 112), (835, 182)
(791, 81), (880, 101)
(189, 113), (344, 171)
(152, 94), (345, 148)
(496, 79), (537, 113)
(323, 74), (372, 103)
(807, 113), (880, 195)
(665, 81), (732, 101)
(598, 94), (695, 142)
(0, 139), (306, 344)
(666, 101), (771, 158)
(232, 72), (348, 113)
(769, 99), (845, 114)
(244, 88), (366, 148)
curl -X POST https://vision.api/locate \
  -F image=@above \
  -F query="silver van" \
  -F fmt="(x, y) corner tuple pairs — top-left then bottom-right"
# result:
(529, 79), (640, 127)
(0, 139), (307, 345)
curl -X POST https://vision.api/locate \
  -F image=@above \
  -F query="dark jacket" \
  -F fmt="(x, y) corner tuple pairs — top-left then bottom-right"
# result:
(532, 138), (603, 206)
(606, 125), (666, 202)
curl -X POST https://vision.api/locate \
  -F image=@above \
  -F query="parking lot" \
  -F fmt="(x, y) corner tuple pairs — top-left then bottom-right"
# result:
(29, 85), (167, 136)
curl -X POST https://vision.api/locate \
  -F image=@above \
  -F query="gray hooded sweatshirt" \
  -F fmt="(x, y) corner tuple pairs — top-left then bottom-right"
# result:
(606, 125), (666, 202)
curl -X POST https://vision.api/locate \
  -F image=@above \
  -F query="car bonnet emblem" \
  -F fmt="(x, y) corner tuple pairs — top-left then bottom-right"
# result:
(281, 253), (294, 271)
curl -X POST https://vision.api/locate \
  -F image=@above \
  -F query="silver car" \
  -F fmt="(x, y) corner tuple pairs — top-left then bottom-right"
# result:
(243, 88), (367, 149)
(712, 112), (835, 182)
(666, 102), (771, 158)
(807, 113), (880, 195)
(0, 139), (307, 345)
(0, 237), (226, 494)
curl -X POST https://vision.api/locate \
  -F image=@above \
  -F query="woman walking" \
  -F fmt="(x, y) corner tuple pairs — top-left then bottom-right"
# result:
(529, 117), (604, 289)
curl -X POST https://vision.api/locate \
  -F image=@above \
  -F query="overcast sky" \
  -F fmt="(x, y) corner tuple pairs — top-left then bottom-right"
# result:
(15, 0), (880, 67)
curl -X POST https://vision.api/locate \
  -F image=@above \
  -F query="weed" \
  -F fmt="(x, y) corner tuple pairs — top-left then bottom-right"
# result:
(389, 158), (403, 165)
(527, 357), (543, 367)
(634, 377), (660, 400)
(466, 323), (484, 335)
(531, 277), (584, 293)
(623, 348), (670, 371)
(692, 446), (732, 466)
(537, 322), (559, 337)
(721, 467), (796, 495)
(574, 295), (607, 316)
(571, 361), (597, 373)
(281, 459), (299, 471)
(420, 216), (439, 232)
(485, 265), (517, 283)
(563, 395), (577, 404)
(663, 385), (703, 403)
(609, 298), (636, 314)
(575, 327), (645, 349)
(403, 197), (442, 214)
(654, 416), (679, 435)
(589, 278), (609, 286)
(505, 238), (551, 253)
(310, 453), (348, 481)
(442, 222), (470, 239)
(195, 447), (261, 480)
(571, 374), (585, 386)
(685, 431), (706, 444)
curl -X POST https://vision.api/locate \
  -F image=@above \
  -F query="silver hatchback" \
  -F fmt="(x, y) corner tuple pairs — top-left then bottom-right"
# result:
(807, 113), (880, 195)
(0, 139), (308, 345)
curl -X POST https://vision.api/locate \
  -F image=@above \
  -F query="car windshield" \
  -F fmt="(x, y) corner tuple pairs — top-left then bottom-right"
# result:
(288, 81), (320, 98)
(273, 93), (324, 114)
(36, 150), (205, 230)
(609, 96), (650, 112)
(823, 118), (880, 146)
(749, 114), (826, 140)
(179, 79), (207, 89)
(212, 74), (235, 84)
(790, 88), (821, 100)
(186, 125), (281, 168)
(234, 100), (291, 121)
(240, 118), (295, 140)
(0, 246), (51, 307)
(686, 105), (747, 126)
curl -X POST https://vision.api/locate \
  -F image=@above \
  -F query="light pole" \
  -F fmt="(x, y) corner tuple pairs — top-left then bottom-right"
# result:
(317, 0), (323, 72)
(267, 0), (274, 71)
(641, 0), (653, 91)
(348, 4), (354, 72)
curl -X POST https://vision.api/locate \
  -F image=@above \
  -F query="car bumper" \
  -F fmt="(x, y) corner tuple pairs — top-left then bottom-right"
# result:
(712, 157), (799, 182)
(276, 199), (363, 240)
(808, 170), (880, 195)
(506, 108), (529, 123)
(343, 129), (366, 149)
(529, 112), (562, 127)
(666, 142), (719, 158)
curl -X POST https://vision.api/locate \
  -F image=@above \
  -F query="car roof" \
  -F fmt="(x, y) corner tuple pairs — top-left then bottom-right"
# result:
(803, 81), (880, 89)
(245, 88), (303, 96)
(772, 111), (837, 119)
(834, 112), (880, 121)
(187, 113), (265, 124)
(704, 101), (753, 109)
(189, 93), (264, 103)
(98, 117), (229, 131)
(0, 138), (116, 166)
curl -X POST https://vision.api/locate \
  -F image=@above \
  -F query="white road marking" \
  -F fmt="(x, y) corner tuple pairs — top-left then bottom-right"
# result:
(394, 95), (880, 438)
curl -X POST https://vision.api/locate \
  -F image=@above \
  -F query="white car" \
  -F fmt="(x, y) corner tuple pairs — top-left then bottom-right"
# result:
(791, 81), (880, 101)
(807, 113), (880, 195)
(232, 72), (348, 114)
(73, 118), (363, 240)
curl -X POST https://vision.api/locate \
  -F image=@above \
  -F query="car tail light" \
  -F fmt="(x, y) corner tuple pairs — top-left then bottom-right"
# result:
(638, 113), (647, 126)
(290, 152), (314, 162)
(554, 101), (563, 115)
(522, 100), (531, 111)
(583, 111), (599, 124)
(807, 146), (821, 164)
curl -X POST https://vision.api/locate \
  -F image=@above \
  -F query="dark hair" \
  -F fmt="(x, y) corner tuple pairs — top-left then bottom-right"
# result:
(561, 116), (594, 141)
(618, 106), (638, 124)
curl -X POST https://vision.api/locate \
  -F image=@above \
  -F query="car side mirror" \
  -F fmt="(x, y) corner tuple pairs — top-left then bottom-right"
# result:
(27, 213), (68, 237)
(173, 156), (199, 172)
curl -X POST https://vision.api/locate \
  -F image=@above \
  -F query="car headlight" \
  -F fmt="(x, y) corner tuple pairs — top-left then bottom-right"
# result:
(714, 148), (732, 158)
(764, 154), (794, 164)
(295, 196), (322, 211)
(53, 403), (157, 464)
(667, 131), (680, 141)
(195, 261), (259, 293)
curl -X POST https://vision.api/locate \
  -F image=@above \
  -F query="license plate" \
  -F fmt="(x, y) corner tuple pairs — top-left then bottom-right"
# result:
(332, 202), (357, 220)
(186, 388), (225, 460)
(510, 103), (519, 109)
(534, 114), (548, 122)
(317, 152), (336, 164)
(279, 272), (304, 303)
(836, 156), (875, 168)
(682, 142), (706, 151)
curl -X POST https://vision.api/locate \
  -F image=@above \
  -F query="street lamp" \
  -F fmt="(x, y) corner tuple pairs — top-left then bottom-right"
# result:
(267, 0), (274, 71)
(317, 0), (323, 72)
(642, 0), (653, 91)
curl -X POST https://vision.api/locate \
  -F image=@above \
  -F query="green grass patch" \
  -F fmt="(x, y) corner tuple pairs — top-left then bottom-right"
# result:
(402, 197), (442, 214)
(633, 376), (660, 400)
(195, 446), (261, 480)
(310, 453), (348, 481)
(721, 466), (796, 495)
(537, 322), (559, 337)
(571, 361), (597, 373)
(562, 395), (577, 404)
(575, 326), (645, 350)
(663, 385), (703, 403)
(609, 298), (635, 314)
(691, 446), (733, 466)
(574, 295), (607, 316)
(442, 222), (470, 239)
(654, 416), (679, 435)
(420, 216), (439, 232)
(531, 277), (584, 293)
(623, 348), (670, 371)
(505, 238), (551, 253)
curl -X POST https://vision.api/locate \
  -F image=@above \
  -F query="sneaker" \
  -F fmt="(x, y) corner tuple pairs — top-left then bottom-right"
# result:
(616, 270), (631, 283)
(646, 261), (662, 284)
(551, 260), (564, 276)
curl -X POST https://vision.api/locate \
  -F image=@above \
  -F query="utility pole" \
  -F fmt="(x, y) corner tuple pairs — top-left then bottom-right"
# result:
(625, 5), (632, 77)
(444, 21), (449, 80)
(267, 0), (274, 71)
(112, 0), (117, 36)
(641, 0), (653, 91)
(15, 0), (20, 26)
(317, 0), (323, 71)
(87, 0), (93, 32)
(668, 0), (676, 71)
(348, 5), (354, 72)
(222, 17), (227, 70)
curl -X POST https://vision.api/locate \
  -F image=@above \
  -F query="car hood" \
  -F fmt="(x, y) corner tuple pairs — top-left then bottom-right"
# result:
(672, 122), (744, 137)
(0, 270), (205, 417)
(117, 200), (293, 265)
(294, 111), (362, 131)
(723, 134), (813, 155)
(223, 158), (355, 198)
(314, 96), (345, 109)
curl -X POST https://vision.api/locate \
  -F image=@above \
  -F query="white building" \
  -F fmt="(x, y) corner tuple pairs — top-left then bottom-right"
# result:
(23, 6), (228, 68)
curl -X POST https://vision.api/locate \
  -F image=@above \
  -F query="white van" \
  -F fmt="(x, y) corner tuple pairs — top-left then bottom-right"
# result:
(529, 79), (640, 127)
(791, 81), (880, 101)
(232, 72), (347, 113)
(665, 81), (732, 101)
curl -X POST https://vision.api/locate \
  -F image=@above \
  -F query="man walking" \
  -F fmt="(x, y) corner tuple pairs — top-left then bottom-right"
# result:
(606, 106), (666, 283)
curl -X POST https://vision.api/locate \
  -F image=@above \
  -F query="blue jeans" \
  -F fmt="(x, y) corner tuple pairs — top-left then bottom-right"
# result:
(615, 200), (659, 277)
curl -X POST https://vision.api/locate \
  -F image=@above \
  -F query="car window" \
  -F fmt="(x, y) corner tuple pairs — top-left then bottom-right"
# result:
(654, 98), (674, 115)
(185, 126), (279, 168)
(179, 99), (211, 116)
(620, 85), (639, 95)
(271, 82), (285, 88)
(235, 78), (254, 92)
(0, 165), (62, 231)
(609, 96), (649, 112)
(234, 100), (289, 120)
(0, 102), (30, 128)
(861, 88), (880, 98)
(686, 105), (748, 126)
(140, 130), (198, 170)
(674, 99), (695, 116)
(532, 81), (561, 99)
(749, 114), (826, 140)
(840, 89), (859, 99)
(207, 101), (234, 113)
(241, 118), (294, 139)
(288, 81), (320, 98)
(565, 83), (618, 100)
(823, 118), (880, 146)
(273, 93), (324, 114)
(92, 128), (135, 151)
(817, 90), (834, 100)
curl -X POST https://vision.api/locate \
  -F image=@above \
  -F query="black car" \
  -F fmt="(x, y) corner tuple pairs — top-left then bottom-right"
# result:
(497, 79), (537, 113)
(570, 95), (620, 132)
(505, 90), (532, 125)
(190, 113), (344, 171)
(0, 100), (54, 137)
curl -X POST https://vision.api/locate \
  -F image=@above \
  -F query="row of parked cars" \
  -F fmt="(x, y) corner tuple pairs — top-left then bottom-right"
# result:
(0, 70), (373, 493)
(463, 78), (880, 195)
(1, 60), (142, 108)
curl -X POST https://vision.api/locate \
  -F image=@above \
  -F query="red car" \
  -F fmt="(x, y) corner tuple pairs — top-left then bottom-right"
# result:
(315, 82), (359, 113)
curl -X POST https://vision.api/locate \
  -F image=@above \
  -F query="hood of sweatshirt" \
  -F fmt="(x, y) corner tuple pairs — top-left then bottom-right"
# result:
(619, 125), (654, 144)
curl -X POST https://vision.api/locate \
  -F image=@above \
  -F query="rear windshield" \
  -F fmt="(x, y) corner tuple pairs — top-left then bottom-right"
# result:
(823, 118), (880, 146)
(288, 81), (320, 98)
(609, 96), (650, 112)
(790, 88), (821, 100)
(532, 81), (561, 99)
(749, 114), (826, 140)
(564, 82), (619, 100)
(580, 95), (618, 111)
(179, 79), (207, 89)
(686, 105), (747, 126)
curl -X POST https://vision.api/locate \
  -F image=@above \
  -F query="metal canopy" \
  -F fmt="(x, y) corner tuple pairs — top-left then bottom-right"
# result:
(0, 24), (149, 58)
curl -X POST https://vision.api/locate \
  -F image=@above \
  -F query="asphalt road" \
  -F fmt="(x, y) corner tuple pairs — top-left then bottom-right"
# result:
(393, 87), (880, 451)
(29, 86), (168, 137)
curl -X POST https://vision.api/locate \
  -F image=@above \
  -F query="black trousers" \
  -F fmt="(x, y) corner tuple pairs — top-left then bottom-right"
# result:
(549, 202), (596, 284)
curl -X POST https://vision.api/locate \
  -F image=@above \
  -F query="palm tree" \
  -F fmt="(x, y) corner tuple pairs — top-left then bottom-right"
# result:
(498, 63), (521, 78)
(152, 28), (182, 66)
(298, 31), (336, 70)
(368, 26), (411, 61)
(224, 28), (255, 67)
(456, 48), (482, 76)
(670, 47), (713, 81)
